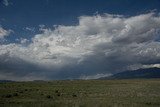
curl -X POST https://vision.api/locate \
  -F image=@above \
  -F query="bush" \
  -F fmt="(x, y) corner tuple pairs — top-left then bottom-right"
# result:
(55, 90), (59, 93)
(13, 93), (18, 96)
(4, 94), (12, 98)
(46, 95), (52, 99)
(72, 94), (77, 97)
(57, 93), (61, 96)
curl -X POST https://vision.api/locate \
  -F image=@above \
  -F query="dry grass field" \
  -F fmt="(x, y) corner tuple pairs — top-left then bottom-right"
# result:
(0, 79), (160, 107)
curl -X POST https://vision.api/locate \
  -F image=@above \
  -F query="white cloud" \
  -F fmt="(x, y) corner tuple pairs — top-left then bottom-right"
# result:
(24, 27), (35, 32)
(20, 38), (29, 44)
(143, 64), (160, 68)
(80, 73), (112, 80)
(1, 12), (160, 80)
(0, 26), (12, 39)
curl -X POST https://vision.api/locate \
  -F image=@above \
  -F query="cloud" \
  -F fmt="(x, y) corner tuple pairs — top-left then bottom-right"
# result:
(23, 27), (36, 33)
(2, 0), (9, 6)
(0, 26), (12, 39)
(1, 12), (160, 80)
(79, 73), (112, 80)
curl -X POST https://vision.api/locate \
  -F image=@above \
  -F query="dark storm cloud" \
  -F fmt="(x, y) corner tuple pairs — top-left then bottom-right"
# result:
(1, 12), (160, 80)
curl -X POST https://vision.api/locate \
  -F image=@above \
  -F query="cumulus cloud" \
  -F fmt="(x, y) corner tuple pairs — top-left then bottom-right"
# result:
(1, 12), (160, 80)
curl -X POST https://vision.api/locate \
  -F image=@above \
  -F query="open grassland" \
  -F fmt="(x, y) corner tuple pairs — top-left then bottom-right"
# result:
(0, 79), (160, 107)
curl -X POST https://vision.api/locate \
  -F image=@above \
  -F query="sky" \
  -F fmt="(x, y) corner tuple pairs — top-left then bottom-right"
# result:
(1, 0), (160, 81)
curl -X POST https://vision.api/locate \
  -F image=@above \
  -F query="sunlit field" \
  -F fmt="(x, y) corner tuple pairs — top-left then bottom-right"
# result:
(0, 79), (160, 107)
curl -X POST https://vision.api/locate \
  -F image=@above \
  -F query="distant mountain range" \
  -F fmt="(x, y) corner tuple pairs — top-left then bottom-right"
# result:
(99, 67), (160, 79)
(1, 67), (160, 82)
(0, 80), (14, 83)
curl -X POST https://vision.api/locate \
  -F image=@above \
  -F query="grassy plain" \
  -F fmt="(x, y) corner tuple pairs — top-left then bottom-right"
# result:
(0, 79), (160, 107)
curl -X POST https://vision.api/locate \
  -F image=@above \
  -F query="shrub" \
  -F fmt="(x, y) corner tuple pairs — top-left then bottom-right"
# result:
(4, 94), (12, 98)
(57, 93), (61, 96)
(72, 94), (77, 97)
(55, 90), (59, 93)
(46, 95), (52, 99)
(13, 93), (18, 96)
